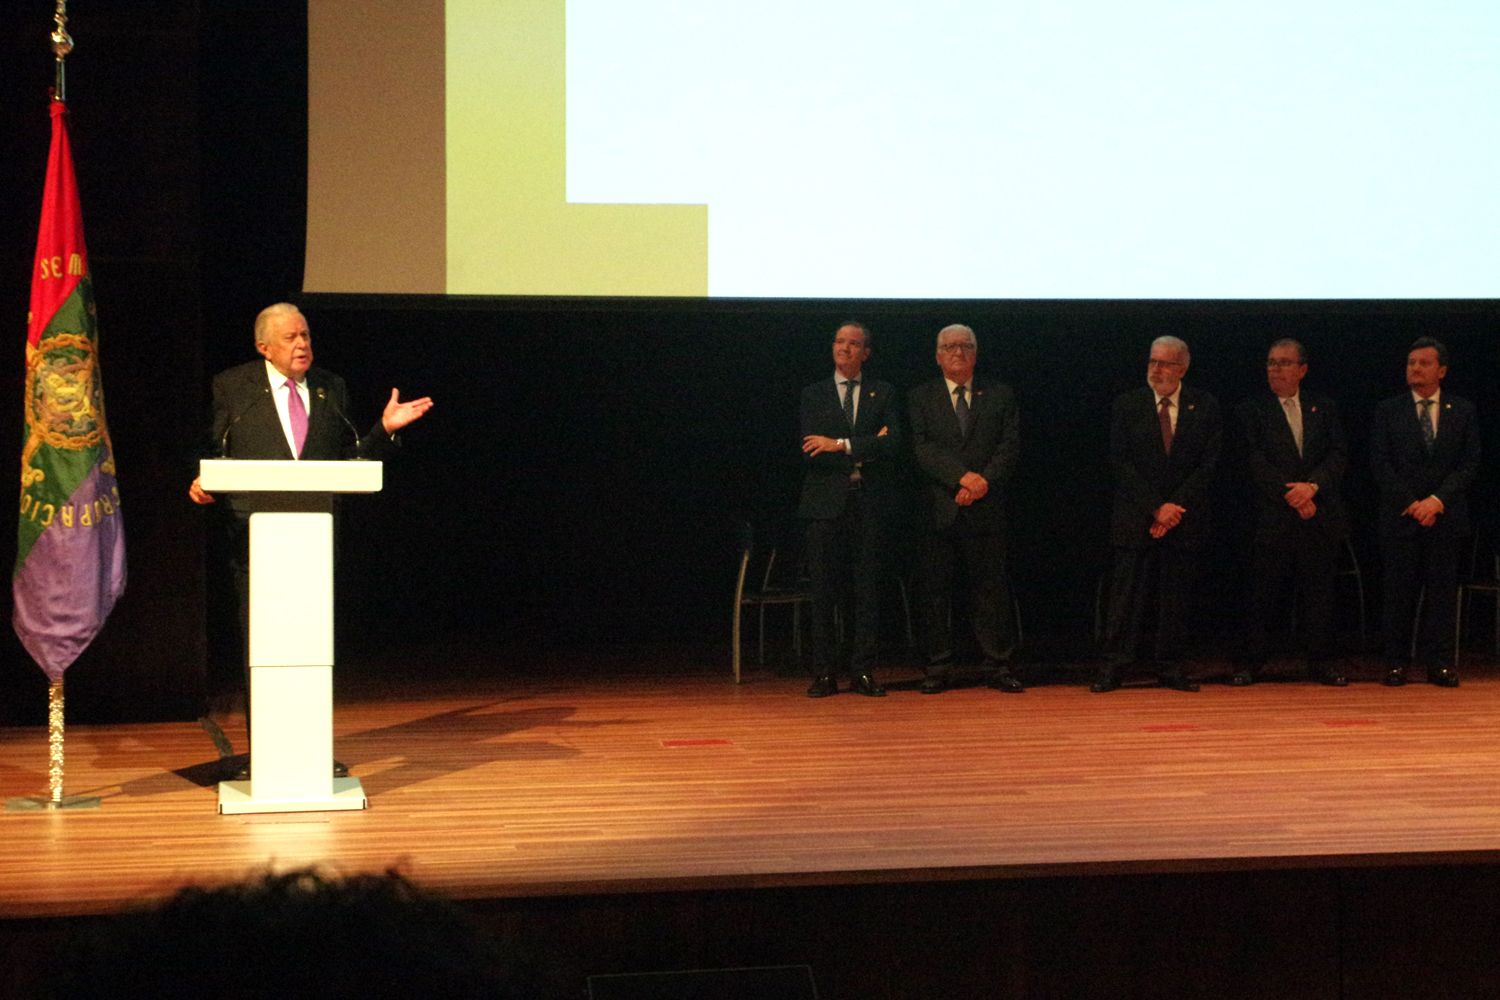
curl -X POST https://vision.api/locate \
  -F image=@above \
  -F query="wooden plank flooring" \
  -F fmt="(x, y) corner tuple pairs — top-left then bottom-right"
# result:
(4, 659), (1500, 918)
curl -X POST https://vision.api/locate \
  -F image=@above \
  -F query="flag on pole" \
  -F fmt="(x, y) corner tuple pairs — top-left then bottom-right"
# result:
(14, 99), (126, 680)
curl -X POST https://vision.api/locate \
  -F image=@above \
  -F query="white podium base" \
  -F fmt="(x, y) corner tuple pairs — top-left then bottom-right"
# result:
(218, 777), (367, 815)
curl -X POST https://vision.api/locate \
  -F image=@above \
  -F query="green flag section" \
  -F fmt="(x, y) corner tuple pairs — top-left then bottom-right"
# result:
(14, 99), (126, 681)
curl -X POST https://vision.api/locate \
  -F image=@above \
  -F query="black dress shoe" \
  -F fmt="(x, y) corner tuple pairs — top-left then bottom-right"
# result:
(852, 673), (887, 697)
(1383, 667), (1406, 687)
(1231, 669), (1256, 686)
(230, 764), (250, 782)
(1089, 675), (1120, 693)
(919, 676), (947, 694)
(806, 675), (837, 698)
(1427, 668), (1460, 688)
(1160, 674), (1200, 692)
(333, 760), (350, 778)
(989, 672), (1025, 693)
(1308, 662), (1349, 686)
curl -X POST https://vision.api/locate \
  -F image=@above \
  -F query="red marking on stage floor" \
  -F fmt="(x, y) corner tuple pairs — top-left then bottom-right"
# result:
(1140, 724), (1203, 733)
(660, 738), (735, 748)
(1321, 719), (1379, 727)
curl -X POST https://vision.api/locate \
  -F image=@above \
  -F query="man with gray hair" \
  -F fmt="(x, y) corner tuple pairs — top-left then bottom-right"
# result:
(189, 302), (432, 779)
(907, 323), (1022, 693)
(1094, 335), (1221, 692)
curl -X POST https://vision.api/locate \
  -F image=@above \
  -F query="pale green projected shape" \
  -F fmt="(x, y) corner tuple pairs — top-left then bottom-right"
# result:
(447, 0), (708, 296)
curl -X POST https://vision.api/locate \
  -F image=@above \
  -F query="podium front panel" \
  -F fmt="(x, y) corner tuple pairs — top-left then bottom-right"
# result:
(248, 512), (334, 667)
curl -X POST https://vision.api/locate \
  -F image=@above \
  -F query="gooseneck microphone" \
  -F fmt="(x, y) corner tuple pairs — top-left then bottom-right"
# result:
(218, 386), (273, 457)
(317, 386), (366, 459)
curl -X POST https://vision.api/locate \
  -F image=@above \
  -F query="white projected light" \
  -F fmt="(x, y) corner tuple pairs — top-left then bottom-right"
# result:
(565, 2), (1498, 299)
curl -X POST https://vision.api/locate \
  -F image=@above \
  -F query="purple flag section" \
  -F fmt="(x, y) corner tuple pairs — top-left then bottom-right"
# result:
(14, 465), (126, 680)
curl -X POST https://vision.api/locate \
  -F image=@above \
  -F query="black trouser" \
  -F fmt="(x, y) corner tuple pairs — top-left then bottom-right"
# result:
(805, 490), (886, 677)
(1101, 542), (1196, 669)
(1243, 523), (1339, 664)
(1381, 530), (1460, 670)
(918, 522), (1015, 673)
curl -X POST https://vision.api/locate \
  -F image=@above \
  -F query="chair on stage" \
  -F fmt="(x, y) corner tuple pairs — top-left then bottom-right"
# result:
(1293, 538), (1366, 644)
(1334, 538), (1368, 645)
(1456, 531), (1500, 668)
(731, 522), (814, 683)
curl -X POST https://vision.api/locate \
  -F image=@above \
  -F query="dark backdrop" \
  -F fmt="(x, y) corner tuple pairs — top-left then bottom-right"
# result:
(2, 3), (1496, 723)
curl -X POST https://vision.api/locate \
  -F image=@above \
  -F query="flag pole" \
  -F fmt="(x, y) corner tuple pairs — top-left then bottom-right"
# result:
(52, 1), (72, 103)
(48, 1), (73, 809)
(5, 0), (101, 814)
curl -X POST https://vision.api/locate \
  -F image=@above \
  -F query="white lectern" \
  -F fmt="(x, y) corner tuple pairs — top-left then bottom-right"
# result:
(198, 459), (382, 815)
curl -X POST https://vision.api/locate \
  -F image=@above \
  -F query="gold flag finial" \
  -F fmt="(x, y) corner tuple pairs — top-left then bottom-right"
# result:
(51, 1), (73, 102)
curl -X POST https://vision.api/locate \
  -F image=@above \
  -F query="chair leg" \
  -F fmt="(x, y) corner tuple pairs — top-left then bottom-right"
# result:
(1410, 587), (1424, 661)
(896, 577), (914, 648)
(1455, 588), (1464, 670)
(757, 606), (768, 665)
(1354, 572), (1367, 644)
(732, 603), (743, 684)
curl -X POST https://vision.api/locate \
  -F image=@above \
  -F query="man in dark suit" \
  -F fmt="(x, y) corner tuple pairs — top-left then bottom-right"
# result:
(1370, 337), (1480, 687)
(1233, 338), (1349, 686)
(907, 324), (1022, 694)
(189, 302), (433, 773)
(1095, 335), (1221, 692)
(798, 321), (901, 698)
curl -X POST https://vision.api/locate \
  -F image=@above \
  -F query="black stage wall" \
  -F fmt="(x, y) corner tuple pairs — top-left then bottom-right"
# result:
(1, 3), (1497, 724)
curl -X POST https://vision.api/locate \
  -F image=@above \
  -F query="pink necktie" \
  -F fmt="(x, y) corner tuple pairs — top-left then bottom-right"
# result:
(286, 379), (308, 457)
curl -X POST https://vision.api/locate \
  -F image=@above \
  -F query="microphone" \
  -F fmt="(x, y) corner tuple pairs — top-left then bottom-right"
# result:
(318, 386), (366, 459)
(217, 386), (273, 457)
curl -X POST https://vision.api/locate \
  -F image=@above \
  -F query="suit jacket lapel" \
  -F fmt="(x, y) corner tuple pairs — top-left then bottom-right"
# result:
(1269, 395), (1300, 459)
(250, 366), (294, 459)
(852, 380), (881, 436)
(1297, 398), (1317, 458)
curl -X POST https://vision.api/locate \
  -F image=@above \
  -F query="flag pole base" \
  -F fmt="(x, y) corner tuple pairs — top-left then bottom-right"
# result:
(6, 795), (101, 811)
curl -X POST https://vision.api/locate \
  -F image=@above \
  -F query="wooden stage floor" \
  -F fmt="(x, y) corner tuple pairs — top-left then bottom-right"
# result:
(4, 654), (1500, 920)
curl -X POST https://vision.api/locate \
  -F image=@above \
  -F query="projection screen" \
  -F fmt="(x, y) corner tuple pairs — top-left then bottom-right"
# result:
(306, 1), (1500, 299)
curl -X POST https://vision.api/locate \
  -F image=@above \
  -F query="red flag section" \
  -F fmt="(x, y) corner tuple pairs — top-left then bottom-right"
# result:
(28, 101), (86, 347)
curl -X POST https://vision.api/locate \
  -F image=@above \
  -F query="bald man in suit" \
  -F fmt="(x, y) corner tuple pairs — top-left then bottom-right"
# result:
(798, 321), (902, 698)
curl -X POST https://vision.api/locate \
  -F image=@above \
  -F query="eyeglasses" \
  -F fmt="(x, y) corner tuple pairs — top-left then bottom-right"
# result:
(938, 342), (976, 354)
(1265, 359), (1302, 369)
(1146, 359), (1184, 369)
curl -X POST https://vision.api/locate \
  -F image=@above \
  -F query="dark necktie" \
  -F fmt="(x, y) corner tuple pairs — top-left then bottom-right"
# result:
(286, 378), (308, 457)
(1419, 398), (1435, 452)
(955, 385), (971, 436)
(1158, 396), (1173, 456)
(842, 379), (858, 429)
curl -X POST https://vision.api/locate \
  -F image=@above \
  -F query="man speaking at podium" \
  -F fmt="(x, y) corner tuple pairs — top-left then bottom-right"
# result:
(189, 303), (431, 482)
(189, 302), (432, 779)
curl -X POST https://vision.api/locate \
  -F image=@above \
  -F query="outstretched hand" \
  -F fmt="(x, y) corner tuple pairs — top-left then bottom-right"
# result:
(381, 388), (434, 435)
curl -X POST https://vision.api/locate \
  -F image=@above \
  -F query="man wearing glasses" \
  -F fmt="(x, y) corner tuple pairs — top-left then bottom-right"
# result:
(907, 324), (1023, 694)
(1094, 336), (1221, 692)
(1233, 339), (1349, 686)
